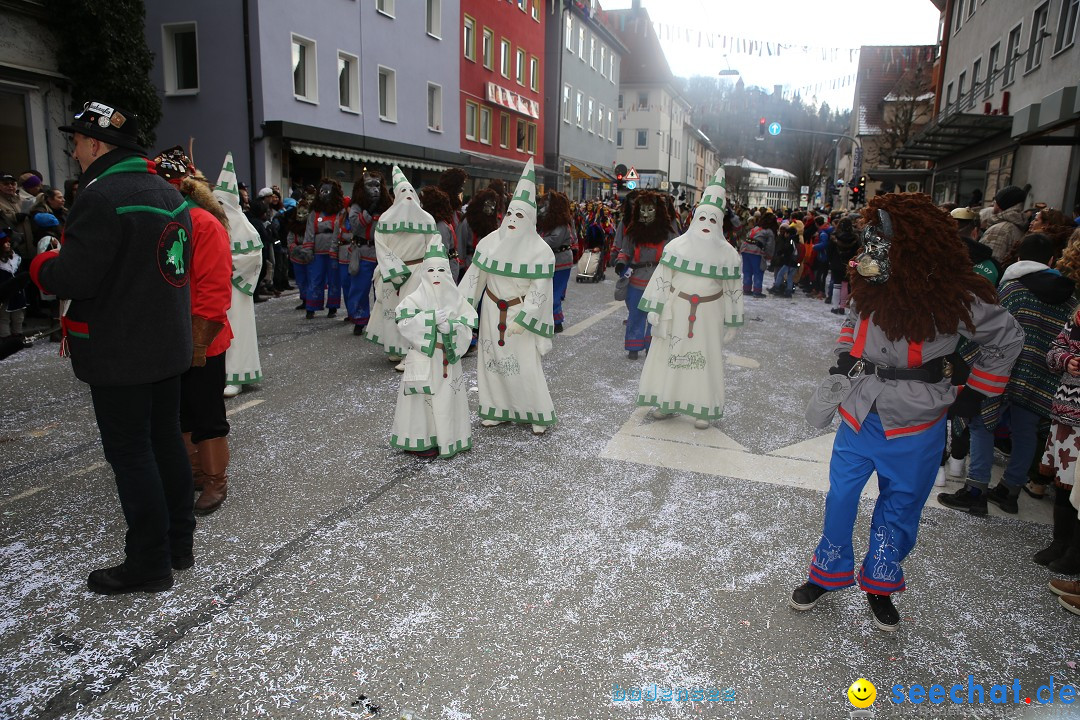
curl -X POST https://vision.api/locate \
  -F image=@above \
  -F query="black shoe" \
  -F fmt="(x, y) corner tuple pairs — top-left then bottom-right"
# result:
(866, 592), (900, 631)
(751, 291), (766, 298)
(87, 564), (173, 595)
(782, 292), (794, 298)
(171, 553), (195, 571)
(790, 581), (829, 610)
(830, 307), (846, 315)
(1034, 539), (1069, 566)
(305, 310), (315, 320)
(352, 324), (365, 336)
(986, 484), (1019, 514)
(628, 350), (639, 360)
(295, 302), (306, 310)
(938, 486), (987, 516)
(554, 323), (563, 333)
(253, 294), (267, 304)
(327, 308), (337, 319)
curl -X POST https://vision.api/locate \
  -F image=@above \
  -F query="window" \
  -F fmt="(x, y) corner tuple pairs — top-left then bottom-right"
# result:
(617, 93), (623, 110)
(464, 100), (478, 141)
(515, 48), (525, 85)
(338, 51), (359, 113)
(517, 0), (527, 10)
(1003, 24), (1023, 86)
(636, 129), (647, 148)
(578, 27), (585, 58)
(163, 23), (199, 94)
(590, 37), (596, 68)
(586, 97), (593, 132)
(426, 0), (441, 37)
(291, 34), (316, 102)
(607, 109), (614, 141)
(1055, 0), (1078, 53)
(527, 122), (537, 155)
(562, 84), (571, 123)
(463, 16), (475, 61)
(952, 1), (962, 33)
(575, 90), (583, 127)
(1025, 2), (1050, 73)
(986, 42), (999, 97)
(600, 46), (606, 76)
(971, 58), (981, 101)
(967, 0), (977, 17)
(482, 28), (494, 69)
(529, 56), (539, 91)
(377, 65), (396, 121)
(565, 14), (573, 52)
(376, 0), (395, 17)
(945, 81), (954, 108)
(637, 91), (648, 109)
(516, 118), (527, 152)
(427, 83), (442, 131)
(957, 71), (966, 107)
(499, 113), (509, 148)
(596, 102), (603, 135)
(616, 129), (623, 148)
(500, 38), (511, 77)
(531, 0), (539, 21)
(479, 106), (492, 145)
(608, 54), (615, 82)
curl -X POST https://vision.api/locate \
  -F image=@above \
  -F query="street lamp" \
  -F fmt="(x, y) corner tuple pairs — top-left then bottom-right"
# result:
(718, 56), (740, 77)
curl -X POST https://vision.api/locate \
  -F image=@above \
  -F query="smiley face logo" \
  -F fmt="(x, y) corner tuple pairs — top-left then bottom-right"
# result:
(847, 678), (877, 709)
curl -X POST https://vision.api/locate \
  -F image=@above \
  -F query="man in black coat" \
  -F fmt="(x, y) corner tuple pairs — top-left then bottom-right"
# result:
(30, 101), (195, 595)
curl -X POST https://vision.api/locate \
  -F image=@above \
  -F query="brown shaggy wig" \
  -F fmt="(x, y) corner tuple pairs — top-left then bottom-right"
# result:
(351, 171), (391, 215)
(180, 175), (229, 232)
(537, 191), (573, 235)
(438, 168), (468, 212)
(465, 188), (500, 238)
(850, 192), (998, 343)
(419, 186), (454, 226)
(312, 177), (345, 215)
(1054, 227), (1080, 285)
(626, 190), (672, 246)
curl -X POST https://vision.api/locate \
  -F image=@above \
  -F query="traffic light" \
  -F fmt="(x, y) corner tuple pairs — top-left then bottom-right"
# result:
(759, 117), (766, 137)
(614, 163), (627, 189)
(850, 178), (861, 205)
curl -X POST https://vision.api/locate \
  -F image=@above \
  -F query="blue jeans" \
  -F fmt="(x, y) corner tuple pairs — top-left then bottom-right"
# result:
(347, 259), (377, 326)
(741, 252), (764, 293)
(305, 254), (341, 311)
(624, 284), (651, 352)
(772, 265), (795, 294)
(967, 402), (1041, 489)
(552, 267), (571, 325)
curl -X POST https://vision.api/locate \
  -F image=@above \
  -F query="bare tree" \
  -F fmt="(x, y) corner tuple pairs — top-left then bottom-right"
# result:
(723, 163), (751, 207)
(873, 65), (933, 170)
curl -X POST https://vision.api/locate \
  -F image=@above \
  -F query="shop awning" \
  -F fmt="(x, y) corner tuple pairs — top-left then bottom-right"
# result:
(290, 141), (451, 173)
(462, 150), (555, 182)
(568, 164), (598, 180)
(895, 112), (1013, 161)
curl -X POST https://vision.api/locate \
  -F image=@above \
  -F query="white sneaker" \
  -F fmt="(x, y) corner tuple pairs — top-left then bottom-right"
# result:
(481, 419), (505, 427)
(694, 419), (709, 430)
(394, 362), (405, 372)
(946, 456), (965, 479)
(934, 467), (947, 487)
(223, 384), (241, 398)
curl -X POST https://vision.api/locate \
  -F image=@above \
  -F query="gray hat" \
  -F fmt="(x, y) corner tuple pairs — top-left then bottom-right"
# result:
(994, 185), (1026, 211)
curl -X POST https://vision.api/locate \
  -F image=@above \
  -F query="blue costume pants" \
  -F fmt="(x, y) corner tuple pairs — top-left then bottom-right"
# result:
(337, 264), (351, 316)
(807, 412), (945, 596)
(741, 252), (764, 294)
(291, 261), (310, 302)
(552, 267), (571, 325)
(772, 265), (795, 295)
(968, 402), (1040, 490)
(347, 259), (377, 327)
(624, 284), (651, 352)
(305, 254), (341, 312)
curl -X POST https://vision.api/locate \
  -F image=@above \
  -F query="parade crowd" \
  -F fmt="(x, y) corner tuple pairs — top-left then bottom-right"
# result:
(5, 99), (1080, 635)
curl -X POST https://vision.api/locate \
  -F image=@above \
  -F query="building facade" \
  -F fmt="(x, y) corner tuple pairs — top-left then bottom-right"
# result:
(899, 0), (1080, 212)
(458, 0), (546, 193)
(542, 0), (625, 201)
(145, 0), (462, 194)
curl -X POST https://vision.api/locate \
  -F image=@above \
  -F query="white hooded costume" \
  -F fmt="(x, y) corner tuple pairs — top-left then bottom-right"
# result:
(365, 166), (439, 360)
(636, 169), (744, 421)
(459, 159), (557, 431)
(389, 238), (478, 457)
(214, 153), (263, 386)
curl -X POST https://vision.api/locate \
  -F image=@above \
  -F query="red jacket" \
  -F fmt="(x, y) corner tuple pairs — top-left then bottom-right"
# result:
(189, 207), (233, 357)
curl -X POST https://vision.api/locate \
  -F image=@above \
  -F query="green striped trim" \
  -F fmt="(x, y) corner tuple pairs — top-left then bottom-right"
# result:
(376, 219), (439, 234)
(512, 310), (553, 339)
(659, 253), (741, 280)
(116, 196), (195, 219)
(404, 385), (433, 395)
(638, 297), (664, 314)
(226, 370), (262, 385)
(438, 436), (472, 458)
(382, 264), (412, 282)
(363, 331), (407, 358)
(231, 239), (263, 254)
(96, 156), (154, 180)
(637, 395), (723, 420)
(390, 434), (438, 451)
(725, 316), (744, 327)
(472, 251), (554, 279)
(232, 276), (255, 296)
(478, 406), (557, 426)
(68, 330), (89, 339)
(451, 315), (479, 330)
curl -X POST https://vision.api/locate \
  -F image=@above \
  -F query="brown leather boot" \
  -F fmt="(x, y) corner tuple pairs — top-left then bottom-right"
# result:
(183, 432), (207, 491)
(194, 435), (229, 516)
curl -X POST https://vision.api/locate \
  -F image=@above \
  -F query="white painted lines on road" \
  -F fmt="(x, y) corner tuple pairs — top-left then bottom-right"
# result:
(226, 398), (265, 416)
(561, 301), (624, 338)
(0, 486), (46, 508)
(69, 461), (107, 477)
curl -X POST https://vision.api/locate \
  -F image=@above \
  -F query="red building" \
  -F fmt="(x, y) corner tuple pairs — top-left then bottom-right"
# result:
(459, 0), (548, 192)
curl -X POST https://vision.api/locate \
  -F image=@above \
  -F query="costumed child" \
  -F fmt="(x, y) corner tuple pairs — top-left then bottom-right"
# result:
(537, 190), (576, 333)
(214, 153), (263, 398)
(636, 169), (743, 429)
(346, 171), (392, 335)
(614, 191), (677, 359)
(286, 194), (312, 310)
(365, 167), (437, 370)
(793, 192), (1023, 632)
(389, 237), (478, 458)
(302, 178), (347, 319)
(459, 159), (557, 435)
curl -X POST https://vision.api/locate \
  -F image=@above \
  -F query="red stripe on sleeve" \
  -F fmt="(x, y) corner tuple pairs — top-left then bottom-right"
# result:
(970, 367), (1009, 384)
(907, 341), (923, 368)
(967, 378), (1004, 395)
(850, 317), (870, 358)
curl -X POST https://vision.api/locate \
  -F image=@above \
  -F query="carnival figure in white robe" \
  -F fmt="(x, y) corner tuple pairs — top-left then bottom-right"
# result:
(389, 238), (478, 458)
(459, 159), (557, 435)
(365, 166), (437, 369)
(637, 169), (743, 428)
(214, 152), (263, 397)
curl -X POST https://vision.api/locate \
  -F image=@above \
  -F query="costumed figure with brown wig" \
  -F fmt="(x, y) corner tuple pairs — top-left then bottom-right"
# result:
(438, 167), (468, 231)
(154, 145), (234, 515)
(614, 191), (677, 359)
(345, 171), (391, 335)
(636, 170), (743, 429)
(419, 186), (461, 280)
(214, 153), (263, 398)
(793, 192), (1024, 632)
(365, 167), (439, 370)
(459, 159), (557, 434)
(537, 191), (576, 332)
(457, 188), (500, 278)
(302, 178), (346, 319)
(286, 191), (314, 310)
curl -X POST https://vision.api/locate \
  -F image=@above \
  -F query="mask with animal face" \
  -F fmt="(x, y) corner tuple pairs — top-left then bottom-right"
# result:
(638, 202), (657, 225)
(363, 175), (382, 204)
(483, 199), (496, 216)
(854, 209), (893, 284)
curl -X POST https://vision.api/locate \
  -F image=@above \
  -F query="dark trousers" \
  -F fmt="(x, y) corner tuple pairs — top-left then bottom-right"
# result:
(90, 375), (195, 576)
(180, 352), (230, 443)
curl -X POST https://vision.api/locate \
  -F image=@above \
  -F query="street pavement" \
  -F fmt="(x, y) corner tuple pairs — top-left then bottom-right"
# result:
(1, 272), (1077, 720)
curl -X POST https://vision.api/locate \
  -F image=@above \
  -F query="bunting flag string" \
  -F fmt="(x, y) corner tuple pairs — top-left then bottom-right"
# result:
(650, 20), (864, 60)
(779, 74), (860, 101)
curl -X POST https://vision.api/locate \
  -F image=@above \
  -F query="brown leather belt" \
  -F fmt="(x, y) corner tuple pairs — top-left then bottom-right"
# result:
(485, 287), (523, 346)
(677, 290), (724, 339)
(434, 341), (448, 378)
(405, 257), (423, 266)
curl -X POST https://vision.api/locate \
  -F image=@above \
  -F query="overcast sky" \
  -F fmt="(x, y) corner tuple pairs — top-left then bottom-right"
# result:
(601, 0), (942, 110)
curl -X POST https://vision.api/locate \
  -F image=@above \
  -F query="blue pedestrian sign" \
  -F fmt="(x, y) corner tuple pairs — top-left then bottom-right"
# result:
(768, 122), (782, 136)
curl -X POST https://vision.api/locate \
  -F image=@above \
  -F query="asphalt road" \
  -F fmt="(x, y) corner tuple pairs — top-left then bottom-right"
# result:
(1, 273), (1075, 720)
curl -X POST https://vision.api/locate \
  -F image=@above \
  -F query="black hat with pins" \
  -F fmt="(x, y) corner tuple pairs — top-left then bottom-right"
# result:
(59, 100), (143, 152)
